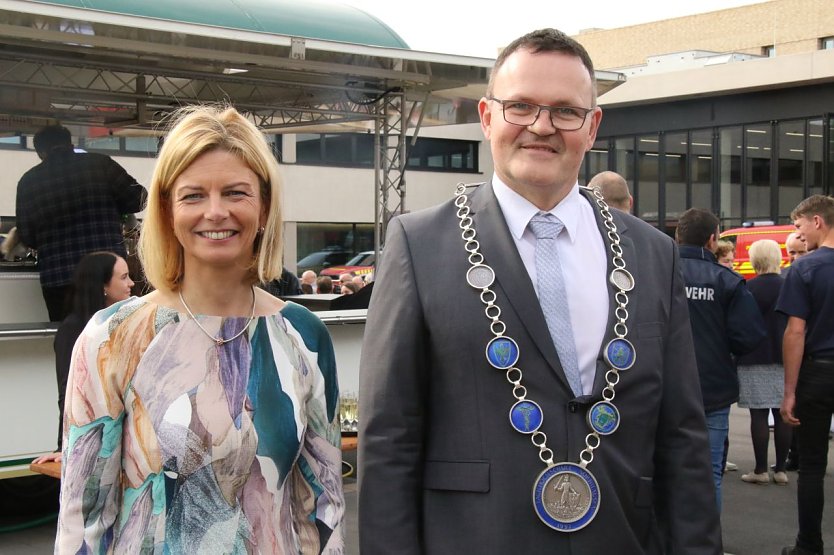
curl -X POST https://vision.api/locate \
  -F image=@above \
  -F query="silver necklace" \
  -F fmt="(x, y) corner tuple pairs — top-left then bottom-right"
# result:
(178, 285), (257, 346)
(454, 183), (635, 532)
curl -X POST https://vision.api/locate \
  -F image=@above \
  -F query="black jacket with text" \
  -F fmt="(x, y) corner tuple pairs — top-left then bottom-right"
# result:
(678, 246), (767, 411)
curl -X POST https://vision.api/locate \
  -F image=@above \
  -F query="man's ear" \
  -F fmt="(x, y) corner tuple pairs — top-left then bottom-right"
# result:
(706, 232), (718, 251)
(478, 97), (492, 140)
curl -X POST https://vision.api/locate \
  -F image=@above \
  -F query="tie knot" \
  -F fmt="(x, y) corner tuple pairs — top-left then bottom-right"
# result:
(528, 213), (564, 240)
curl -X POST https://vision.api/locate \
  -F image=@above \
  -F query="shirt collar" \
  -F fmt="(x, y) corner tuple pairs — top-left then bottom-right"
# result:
(492, 173), (582, 244)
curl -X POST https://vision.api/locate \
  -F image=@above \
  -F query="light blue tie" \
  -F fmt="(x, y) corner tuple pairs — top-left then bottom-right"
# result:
(529, 213), (583, 397)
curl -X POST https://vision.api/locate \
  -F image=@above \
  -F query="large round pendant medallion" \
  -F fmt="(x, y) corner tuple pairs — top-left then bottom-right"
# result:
(533, 463), (600, 532)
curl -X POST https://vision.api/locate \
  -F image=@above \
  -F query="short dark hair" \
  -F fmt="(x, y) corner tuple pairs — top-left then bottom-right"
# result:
(487, 28), (597, 103)
(33, 125), (72, 155)
(676, 208), (720, 247)
(791, 195), (834, 227)
(70, 251), (119, 321)
(316, 275), (333, 294)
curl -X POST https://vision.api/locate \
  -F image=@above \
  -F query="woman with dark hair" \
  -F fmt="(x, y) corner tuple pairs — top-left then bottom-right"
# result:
(32, 251), (134, 464)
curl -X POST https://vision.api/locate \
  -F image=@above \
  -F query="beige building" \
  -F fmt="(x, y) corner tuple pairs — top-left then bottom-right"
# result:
(564, 0), (834, 233)
(575, 0), (834, 70)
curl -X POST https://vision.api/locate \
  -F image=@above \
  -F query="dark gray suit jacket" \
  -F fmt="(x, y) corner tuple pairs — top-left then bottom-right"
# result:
(358, 182), (721, 554)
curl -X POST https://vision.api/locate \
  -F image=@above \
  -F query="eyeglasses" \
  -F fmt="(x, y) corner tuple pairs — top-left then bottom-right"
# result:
(487, 97), (594, 131)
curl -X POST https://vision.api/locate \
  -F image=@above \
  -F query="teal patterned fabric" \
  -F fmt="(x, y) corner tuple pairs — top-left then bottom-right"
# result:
(56, 298), (344, 554)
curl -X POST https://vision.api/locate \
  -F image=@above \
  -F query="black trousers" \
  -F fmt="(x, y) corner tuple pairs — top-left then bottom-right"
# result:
(41, 284), (71, 322)
(794, 357), (834, 553)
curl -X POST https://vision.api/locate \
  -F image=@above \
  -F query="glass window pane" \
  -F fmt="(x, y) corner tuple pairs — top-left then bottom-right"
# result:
(584, 139), (609, 185)
(85, 135), (120, 151)
(664, 132), (687, 225)
(0, 135), (23, 147)
(745, 124), (771, 221)
(615, 137), (634, 183)
(691, 129), (713, 211)
(809, 118), (824, 197)
(295, 223), (375, 275)
(777, 120), (806, 224)
(719, 127), (742, 228)
(323, 134), (353, 164)
(296, 134), (322, 163)
(637, 135), (658, 225)
(124, 136), (158, 155)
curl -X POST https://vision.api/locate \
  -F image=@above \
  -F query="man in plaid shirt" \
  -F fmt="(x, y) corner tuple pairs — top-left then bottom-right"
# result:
(15, 125), (147, 321)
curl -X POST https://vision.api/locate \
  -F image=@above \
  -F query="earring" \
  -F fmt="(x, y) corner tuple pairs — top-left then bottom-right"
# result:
(258, 226), (265, 234)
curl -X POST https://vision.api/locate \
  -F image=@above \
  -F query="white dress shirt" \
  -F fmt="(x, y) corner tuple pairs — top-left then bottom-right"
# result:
(492, 175), (609, 396)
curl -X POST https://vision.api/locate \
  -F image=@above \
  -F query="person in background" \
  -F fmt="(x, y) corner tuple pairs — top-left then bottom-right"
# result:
(352, 275), (366, 289)
(262, 266), (302, 297)
(55, 105), (344, 554)
(15, 125), (146, 321)
(676, 207), (766, 511)
(317, 275), (334, 294)
(587, 170), (632, 212)
(782, 230), (809, 470)
(359, 28), (721, 554)
(736, 239), (791, 485)
(715, 239), (736, 270)
(339, 272), (353, 287)
(340, 281), (360, 295)
(32, 251), (134, 465)
(777, 195), (834, 555)
(786, 232), (808, 262)
(300, 269), (318, 293)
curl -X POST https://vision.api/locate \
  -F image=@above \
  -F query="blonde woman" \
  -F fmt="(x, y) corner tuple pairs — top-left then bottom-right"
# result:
(737, 239), (791, 485)
(56, 106), (344, 553)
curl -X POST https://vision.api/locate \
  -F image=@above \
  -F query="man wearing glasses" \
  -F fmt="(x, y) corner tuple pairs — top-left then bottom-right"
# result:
(359, 28), (720, 553)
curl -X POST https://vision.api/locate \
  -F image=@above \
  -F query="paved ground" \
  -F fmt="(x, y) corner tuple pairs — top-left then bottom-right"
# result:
(2, 406), (832, 554)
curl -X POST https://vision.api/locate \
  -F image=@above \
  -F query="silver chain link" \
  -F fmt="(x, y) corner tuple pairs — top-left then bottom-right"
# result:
(454, 183), (632, 469)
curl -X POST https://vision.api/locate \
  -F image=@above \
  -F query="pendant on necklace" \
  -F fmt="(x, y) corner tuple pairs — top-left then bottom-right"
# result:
(533, 462), (600, 532)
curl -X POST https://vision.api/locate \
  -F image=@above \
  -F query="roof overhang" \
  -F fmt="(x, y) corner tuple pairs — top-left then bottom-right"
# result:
(599, 48), (834, 108)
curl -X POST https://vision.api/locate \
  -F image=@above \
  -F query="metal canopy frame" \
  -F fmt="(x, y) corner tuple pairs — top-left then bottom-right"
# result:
(0, 0), (623, 249)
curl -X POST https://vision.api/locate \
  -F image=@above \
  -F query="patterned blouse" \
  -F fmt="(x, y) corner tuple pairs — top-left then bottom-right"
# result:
(55, 298), (344, 554)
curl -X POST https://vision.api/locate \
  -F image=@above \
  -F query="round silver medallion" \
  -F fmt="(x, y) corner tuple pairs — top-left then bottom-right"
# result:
(467, 264), (495, 289)
(609, 268), (635, 292)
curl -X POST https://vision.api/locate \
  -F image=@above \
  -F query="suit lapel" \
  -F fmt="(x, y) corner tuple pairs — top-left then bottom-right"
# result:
(468, 183), (573, 394)
(584, 189), (636, 396)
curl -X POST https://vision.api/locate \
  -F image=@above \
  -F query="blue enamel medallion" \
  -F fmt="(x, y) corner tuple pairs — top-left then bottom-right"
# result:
(486, 336), (519, 369)
(509, 400), (543, 434)
(587, 401), (619, 435)
(604, 338), (635, 370)
(533, 463), (600, 532)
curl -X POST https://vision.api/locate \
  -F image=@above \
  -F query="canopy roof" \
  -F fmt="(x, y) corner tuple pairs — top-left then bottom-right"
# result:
(0, 0), (624, 135)
(33, 0), (410, 48)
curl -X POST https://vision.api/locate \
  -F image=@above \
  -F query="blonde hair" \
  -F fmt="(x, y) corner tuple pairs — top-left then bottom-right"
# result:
(749, 239), (782, 275)
(714, 239), (735, 260)
(139, 105), (283, 291)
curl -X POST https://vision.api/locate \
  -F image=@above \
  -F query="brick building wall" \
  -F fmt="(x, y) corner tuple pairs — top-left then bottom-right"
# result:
(573, 0), (834, 70)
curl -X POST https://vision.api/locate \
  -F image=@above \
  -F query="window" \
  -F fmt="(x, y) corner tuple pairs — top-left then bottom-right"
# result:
(820, 36), (834, 50)
(744, 124), (772, 220)
(0, 135), (25, 150)
(664, 132), (688, 225)
(719, 127), (742, 228)
(762, 45), (775, 57)
(296, 223), (375, 274)
(406, 137), (478, 172)
(690, 129), (713, 211)
(778, 120), (806, 222)
(294, 132), (478, 172)
(636, 136), (658, 224)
